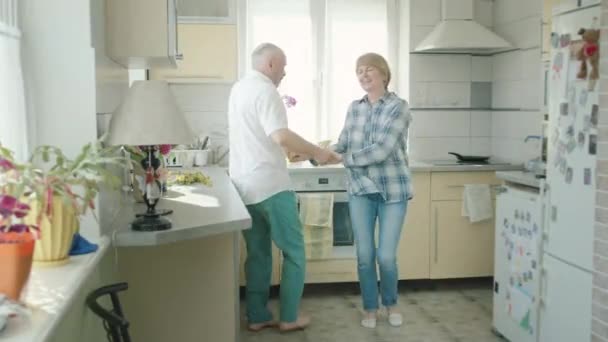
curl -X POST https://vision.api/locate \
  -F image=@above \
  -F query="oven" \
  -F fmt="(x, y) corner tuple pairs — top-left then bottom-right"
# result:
(289, 164), (355, 259)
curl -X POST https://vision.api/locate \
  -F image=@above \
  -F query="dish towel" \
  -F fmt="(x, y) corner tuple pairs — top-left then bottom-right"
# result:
(298, 193), (334, 260)
(462, 184), (493, 223)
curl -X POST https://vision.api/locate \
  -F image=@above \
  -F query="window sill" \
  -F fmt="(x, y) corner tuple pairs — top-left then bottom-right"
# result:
(1, 236), (111, 342)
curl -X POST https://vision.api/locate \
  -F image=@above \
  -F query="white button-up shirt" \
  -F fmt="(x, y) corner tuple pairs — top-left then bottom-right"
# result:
(228, 70), (292, 205)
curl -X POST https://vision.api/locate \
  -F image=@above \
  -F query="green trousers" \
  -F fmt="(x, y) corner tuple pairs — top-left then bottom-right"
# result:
(243, 190), (306, 323)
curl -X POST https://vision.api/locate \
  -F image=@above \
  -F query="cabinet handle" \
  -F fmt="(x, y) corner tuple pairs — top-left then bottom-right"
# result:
(175, 53), (184, 61)
(434, 207), (438, 263)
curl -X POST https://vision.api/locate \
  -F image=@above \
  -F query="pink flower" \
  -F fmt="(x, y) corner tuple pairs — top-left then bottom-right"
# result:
(0, 157), (14, 170)
(0, 195), (30, 219)
(282, 95), (297, 108)
(159, 144), (172, 156)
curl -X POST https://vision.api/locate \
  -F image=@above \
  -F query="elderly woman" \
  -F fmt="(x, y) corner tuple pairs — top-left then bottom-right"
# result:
(333, 53), (412, 328)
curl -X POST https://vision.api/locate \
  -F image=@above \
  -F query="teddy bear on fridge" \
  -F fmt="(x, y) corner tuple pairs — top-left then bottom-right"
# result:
(576, 27), (600, 89)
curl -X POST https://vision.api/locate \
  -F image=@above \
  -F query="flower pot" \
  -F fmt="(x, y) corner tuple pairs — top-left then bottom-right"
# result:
(0, 233), (35, 301)
(25, 196), (79, 267)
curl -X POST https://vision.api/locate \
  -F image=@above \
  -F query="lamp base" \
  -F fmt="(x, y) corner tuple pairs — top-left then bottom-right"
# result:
(131, 214), (172, 231)
(135, 209), (173, 217)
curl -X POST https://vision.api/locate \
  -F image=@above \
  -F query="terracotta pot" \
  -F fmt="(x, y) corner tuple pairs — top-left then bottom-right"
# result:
(25, 196), (79, 267)
(0, 232), (35, 301)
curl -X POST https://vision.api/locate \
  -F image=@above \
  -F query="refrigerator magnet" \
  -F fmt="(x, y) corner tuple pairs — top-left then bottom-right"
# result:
(551, 205), (558, 222)
(591, 104), (599, 127)
(578, 132), (586, 148)
(552, 52), (564, 78)
(584, 168), (592, 185)
(533, 223), (538, 233)
(560, 102), (569, 116)
(560, 33), (571, 47)
(514, 209), (520, 220)
(532, 260), (537, 269)
(551, 32), (560, 48)
(589, 134), (597, 155)
(567, 139), (576, 153)
(526, 212), (531, 222)
(566, 125), (575, 137)
(565, 167), (573, 184)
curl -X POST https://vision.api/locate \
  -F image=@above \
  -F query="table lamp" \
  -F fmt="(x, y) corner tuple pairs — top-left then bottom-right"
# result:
(105, 80), (194, 231)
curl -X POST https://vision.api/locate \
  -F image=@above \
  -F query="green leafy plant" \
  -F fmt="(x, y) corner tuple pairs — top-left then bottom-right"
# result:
(0, 139), (125, 233)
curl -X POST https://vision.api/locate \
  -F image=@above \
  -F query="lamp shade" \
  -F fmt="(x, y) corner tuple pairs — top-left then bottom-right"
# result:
(105, 80), (194, 146)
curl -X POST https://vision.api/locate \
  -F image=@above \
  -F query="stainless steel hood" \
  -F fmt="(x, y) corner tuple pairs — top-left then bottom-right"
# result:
(414, 0), (513, 54)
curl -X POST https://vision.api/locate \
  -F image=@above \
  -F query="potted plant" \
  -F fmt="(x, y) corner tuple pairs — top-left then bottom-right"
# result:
(0, 150), (39, 300)
(0, 140), (124, 267)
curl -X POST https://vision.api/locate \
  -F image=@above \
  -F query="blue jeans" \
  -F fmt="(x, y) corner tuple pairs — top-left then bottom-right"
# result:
(349, 193), (407, 311)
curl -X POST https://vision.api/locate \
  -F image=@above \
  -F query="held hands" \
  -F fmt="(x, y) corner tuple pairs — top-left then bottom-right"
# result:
(313, 148), (342, 166)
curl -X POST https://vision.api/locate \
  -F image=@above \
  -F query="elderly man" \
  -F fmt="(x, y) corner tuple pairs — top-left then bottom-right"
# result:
(228, 43), (341, 332)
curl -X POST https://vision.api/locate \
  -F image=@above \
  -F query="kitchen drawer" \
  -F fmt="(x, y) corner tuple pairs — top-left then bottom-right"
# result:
(305, 258), (357, 284)
(431, 171), (501, 201)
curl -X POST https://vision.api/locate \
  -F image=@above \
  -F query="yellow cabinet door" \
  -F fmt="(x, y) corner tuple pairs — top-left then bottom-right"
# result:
(398, 172), (431, 279)
(430, 201), (495, 279)
(239, 236), (281, 286)
(149, 24), (237, 82)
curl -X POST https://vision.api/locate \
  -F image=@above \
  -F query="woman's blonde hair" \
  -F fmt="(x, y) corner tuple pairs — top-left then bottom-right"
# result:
(356, 53), (391, 89)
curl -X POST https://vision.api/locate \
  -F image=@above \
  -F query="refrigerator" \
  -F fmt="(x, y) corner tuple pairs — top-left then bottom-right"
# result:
(493, 185), (543, 342)
(539, 3), (600, 342)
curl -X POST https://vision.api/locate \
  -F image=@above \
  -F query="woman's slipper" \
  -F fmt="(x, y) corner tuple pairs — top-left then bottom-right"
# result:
(361, 317), (377, 328)
(388, 312), (403, 327)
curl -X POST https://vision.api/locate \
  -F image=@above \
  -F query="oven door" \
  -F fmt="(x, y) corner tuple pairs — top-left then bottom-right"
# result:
(296, 191), (354, 247)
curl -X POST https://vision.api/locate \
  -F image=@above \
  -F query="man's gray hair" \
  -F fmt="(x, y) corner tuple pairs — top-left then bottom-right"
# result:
(251, 43), (283, 69)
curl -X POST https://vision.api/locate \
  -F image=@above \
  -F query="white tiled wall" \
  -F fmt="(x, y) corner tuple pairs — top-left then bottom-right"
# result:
(408, 0), (494, 160)
(490, 0), (543, 163)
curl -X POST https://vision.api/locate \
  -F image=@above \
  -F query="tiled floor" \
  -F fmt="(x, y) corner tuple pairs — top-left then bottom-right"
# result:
(240, 279), (504, 342)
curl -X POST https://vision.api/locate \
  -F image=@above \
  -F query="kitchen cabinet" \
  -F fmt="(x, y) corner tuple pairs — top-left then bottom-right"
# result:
(239, 236), (281, 286)
(177, 0), (236, 24)
(398, 172), (431, 279)
(429, 171), (501, 278)
(149, 24), (237, 83)
(105, 0), (179, 68)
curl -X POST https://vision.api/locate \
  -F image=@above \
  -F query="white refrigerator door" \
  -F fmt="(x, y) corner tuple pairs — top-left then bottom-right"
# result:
(539, 253), (592, 342)
(545, 5), (599, 272)
(493, 186), (542, 342)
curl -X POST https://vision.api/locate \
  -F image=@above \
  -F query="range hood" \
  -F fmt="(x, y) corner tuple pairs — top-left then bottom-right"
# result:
(414, 0), (513, 54)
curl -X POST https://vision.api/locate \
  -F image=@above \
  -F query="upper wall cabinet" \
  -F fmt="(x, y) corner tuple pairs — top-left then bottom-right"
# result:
(149, 24), (237, 83)
(177, 0), (236, 24)
(106, 0), (180, 69)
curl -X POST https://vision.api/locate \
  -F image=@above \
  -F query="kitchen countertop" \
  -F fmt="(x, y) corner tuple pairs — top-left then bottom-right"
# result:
(495, 171), (543, 189)
(111, 166), (251, 247)
(288, 160), (523, 173)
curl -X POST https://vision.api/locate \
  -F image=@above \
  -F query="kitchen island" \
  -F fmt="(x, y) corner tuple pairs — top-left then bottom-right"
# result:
(112, 167), (251, 342)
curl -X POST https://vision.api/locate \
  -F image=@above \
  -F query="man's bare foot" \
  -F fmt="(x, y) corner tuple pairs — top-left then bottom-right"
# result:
(279, 315), (311, 332)
(247, 320), (279, 332)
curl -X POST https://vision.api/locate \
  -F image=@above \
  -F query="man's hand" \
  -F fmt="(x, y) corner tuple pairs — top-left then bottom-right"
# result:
(287, 151), (310, 162)
(313, 148), (342, 165)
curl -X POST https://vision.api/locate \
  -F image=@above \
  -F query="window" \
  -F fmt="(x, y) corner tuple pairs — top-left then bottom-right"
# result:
(0, 0), (28, 161)
(245, 0), (398, 142)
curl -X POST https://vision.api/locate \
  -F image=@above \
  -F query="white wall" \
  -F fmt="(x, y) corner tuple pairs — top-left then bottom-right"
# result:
(20, 0), (128, 239)
(491, 0), (543, 163)
(408, 0), (494, 161)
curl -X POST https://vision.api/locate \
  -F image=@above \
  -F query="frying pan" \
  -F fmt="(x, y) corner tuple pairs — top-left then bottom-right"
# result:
(448, 152), (490, 163)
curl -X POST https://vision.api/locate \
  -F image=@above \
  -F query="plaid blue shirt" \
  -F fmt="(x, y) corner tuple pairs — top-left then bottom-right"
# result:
(334, 92), (413, 202)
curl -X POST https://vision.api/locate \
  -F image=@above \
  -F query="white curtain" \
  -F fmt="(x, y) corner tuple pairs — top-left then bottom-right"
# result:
(323, 0), (388, 141)
(246, 0), (390, 143)
(0, 0), (28, 161)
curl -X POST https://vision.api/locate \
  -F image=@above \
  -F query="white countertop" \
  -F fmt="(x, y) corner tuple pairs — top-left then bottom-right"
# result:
(288, 160), (523, 173)
(112, 166), (251, 247)
(1, 237), (110, 342)
(495, 171), (543, 189)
